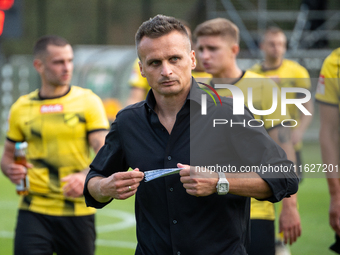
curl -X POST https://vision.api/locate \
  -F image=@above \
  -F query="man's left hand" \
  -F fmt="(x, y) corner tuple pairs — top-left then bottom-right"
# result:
(62, 172), (86, 198)
(279, 201), (301, 245)
(179, 163), (218, 197)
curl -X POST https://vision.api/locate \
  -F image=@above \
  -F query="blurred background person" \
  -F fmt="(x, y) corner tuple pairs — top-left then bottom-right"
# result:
(194, 18), (301, 255)
(0, 35), (109, 255)
(250, 26), (313, 177)
(250, 26), (313, 254)
(315, 47), (340, 254)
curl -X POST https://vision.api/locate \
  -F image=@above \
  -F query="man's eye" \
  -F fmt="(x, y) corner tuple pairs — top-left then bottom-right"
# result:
(171, 57), (179, 61)
(151, 61), (160, 66)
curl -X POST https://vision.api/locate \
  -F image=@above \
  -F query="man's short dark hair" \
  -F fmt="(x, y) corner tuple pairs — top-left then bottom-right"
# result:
(262, 26), (286, 43)
(135, 14), (189, 49)
(33, 35), (70, 58)
(194, 18), (239, 44)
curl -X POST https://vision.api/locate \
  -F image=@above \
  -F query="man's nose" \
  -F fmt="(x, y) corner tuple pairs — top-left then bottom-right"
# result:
(161, 62), (173, 76)
(64, 61), (73, 72)
(199, 49), (209, 60)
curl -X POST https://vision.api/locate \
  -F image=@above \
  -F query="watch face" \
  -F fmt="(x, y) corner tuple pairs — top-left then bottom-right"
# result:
(219, 183), (229, 192)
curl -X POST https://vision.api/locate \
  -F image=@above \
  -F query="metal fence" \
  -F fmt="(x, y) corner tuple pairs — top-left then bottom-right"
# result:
(206, 0), (340, 53)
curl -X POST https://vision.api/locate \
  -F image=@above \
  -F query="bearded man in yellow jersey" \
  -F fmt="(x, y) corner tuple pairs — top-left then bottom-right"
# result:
(250, 27), (314, 179)
(126, 20), (211, 105)
(316, 48), (340, 254)
(194, 18), (301, 255)
(0, 35), (109, 255)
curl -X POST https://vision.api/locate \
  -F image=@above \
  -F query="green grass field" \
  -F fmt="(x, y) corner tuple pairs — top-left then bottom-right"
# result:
(0, 142), (336, 254)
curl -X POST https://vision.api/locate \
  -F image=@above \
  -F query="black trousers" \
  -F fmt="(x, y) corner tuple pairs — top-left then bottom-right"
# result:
(14, 210), (96, 255)
(247, 219), (275, 255)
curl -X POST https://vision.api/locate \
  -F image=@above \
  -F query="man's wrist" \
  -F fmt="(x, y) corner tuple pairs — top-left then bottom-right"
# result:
(80, 167), (90, 175)
(216, 172), (229, 195)
(282, 197), (297, 209)
(327, 179), (340, 198)
(330, 191), (340, 200)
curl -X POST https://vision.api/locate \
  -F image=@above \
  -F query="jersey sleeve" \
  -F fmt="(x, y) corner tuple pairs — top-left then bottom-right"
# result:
(6, 98), (25, 142)
(315, 51), (340, 106)
(84, 92), (110, 132)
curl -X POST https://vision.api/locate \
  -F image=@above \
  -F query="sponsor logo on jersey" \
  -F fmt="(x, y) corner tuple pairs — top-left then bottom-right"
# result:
(40, 104), (63, 113)
(316, 74), (325, 95)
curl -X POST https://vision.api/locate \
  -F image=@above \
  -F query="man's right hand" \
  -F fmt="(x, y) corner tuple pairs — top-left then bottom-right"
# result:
(1, 140), (33, 185)
(329, 195), (340, 236)
(95, 168), (144, 201)
(4, 162), (32, 185)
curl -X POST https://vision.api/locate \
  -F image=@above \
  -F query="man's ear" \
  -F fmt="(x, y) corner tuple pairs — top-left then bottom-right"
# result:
(191, 50), (196, 70)
(138, 61), (146, 78)
(33, 58), (43, 73)
(231, 43), (240, 56)
(259, 42), (265, 52)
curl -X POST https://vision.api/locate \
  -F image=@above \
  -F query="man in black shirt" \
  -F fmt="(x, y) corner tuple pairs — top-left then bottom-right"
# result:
(84, 15), (299, 255)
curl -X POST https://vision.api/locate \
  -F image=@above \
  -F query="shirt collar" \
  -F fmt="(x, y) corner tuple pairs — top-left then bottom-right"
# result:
(145, 88), (156, 112)
(187, 77), (203, 105)
(209, 71), (246, 86)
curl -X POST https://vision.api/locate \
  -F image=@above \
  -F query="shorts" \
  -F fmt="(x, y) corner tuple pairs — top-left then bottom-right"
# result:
(247, 219), (275, 255)
(14, 210), (96, 255)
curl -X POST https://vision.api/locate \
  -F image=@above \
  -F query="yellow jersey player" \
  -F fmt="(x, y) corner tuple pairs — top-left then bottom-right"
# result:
(250, 27), (313, 175)
(126, 58), (151, 105)
(0, 35), (109, 255)
(195, 18), (301, 255)
(316, 47), (340, 254)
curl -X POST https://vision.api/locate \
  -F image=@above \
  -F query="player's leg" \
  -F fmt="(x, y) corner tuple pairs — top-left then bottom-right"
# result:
(274, 150), (301, 255)
(53, 214), (96, 255)
(248, 219), (275, 255)
(14, 210), (54, 255)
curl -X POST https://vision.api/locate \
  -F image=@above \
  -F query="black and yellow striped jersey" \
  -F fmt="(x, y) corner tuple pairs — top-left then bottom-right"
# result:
(250, 59), (310, 151)
(250, 59), (311, 119)
(6, 86), (109, 216)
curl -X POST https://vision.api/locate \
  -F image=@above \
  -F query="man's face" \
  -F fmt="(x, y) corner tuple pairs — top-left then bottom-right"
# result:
(36, 44), (74, 87)
(261, 32), (286, 61)
(196, 35), (236, 78)
(138, 31), (196, 97)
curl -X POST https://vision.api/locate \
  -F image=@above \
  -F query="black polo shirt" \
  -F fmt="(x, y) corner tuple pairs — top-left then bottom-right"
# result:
(84, 78), (298, 255)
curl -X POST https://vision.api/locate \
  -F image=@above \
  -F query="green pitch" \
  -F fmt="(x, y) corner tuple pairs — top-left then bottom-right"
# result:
(0, 142), (336, 254)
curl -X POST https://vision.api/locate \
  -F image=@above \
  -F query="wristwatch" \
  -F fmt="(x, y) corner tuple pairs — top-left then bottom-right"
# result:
(216, 172), (229, 195)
